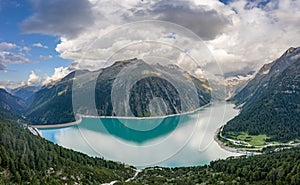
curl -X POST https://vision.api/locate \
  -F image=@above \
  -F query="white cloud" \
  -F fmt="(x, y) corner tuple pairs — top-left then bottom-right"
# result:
(0, 42), (33, 71)
(22, 0), (300, 77)
(32, 42), (48, 48)
(39, 55), (53, 60)
(0, 51), (32, 70)
(0, 80), (26, 89)
(24, 0), (231, 75)
(20, 46), (31, 53)
(27, 71), (41, 86)
(205, 0), (300, 74)
(43, 67), (72, 85)
(0, 42), (17, 50)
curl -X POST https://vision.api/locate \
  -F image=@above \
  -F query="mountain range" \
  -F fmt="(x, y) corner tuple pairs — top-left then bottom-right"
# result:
(0, 89), (26, 121)
(11, 85), (40, 104)
(1, 47), (299, 141)
(223, 47), (300, 142)
(0, 48), (300, 184)
(1, 58), (212, 125)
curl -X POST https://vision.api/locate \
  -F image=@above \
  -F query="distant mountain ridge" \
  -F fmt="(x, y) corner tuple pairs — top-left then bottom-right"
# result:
(25, 58), (212, 125)
(231, 47), (300, 108)
(223, 47), (300, 141)
(11, 85), (40, 103)
(0, 88), (26, 120)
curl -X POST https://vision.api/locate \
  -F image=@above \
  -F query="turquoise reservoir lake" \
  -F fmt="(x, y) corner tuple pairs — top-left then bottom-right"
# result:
(39, 102), (240, 168)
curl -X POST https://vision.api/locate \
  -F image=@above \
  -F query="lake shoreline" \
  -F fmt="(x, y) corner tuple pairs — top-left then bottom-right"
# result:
(28, 116), (83, 129)
(214, 127), (263, 155)
(214, 127), (300, 155)
(29, 102), (212, 129)
(31, 101), (249, 168)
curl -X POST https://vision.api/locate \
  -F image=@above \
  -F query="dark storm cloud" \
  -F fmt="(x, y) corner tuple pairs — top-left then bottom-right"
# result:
(21, 0), (230, 40)
(127, 0), (231, 40)
(21, 0), (94, 38)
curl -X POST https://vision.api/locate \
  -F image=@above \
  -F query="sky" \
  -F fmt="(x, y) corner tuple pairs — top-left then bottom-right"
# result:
(0, 0), (300, 88)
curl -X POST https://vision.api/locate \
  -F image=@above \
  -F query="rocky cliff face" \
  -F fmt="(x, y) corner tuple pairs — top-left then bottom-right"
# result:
(94, 59), (211, 117)
(26, 59), (211, 124)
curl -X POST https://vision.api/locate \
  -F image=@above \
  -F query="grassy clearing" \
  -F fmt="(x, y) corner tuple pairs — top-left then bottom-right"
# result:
(238, 133), (267, 146)
(229, 132), (269, 146)
(221, 131), (298, 153)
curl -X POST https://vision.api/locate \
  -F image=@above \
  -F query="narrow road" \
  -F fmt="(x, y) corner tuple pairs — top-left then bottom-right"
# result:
(125, 169), (142, 182)
(101, 169), (142, 185)
(101, 180), (119, 185)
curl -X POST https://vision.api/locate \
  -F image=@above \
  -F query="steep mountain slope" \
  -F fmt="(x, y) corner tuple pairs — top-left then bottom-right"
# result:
(225, 73), (254, 99)
(26, 58), (211, 125)
(0, 89), (135, 184)
(25, 72), (76, 124)
(11, 85), (40, 103)
(231, 47), (299, 108)
(94, 59), (211, 117)
(0, 89), (26, 120)
(223, 47), (300, 141)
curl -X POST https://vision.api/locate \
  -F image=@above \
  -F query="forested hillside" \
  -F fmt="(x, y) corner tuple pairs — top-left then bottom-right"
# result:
(130, 147), (300, 184)
(0, 118), (135, 184)
(223, 47), (300, 142)
(1, 115), (300, 184)
(0, 89), (27, 122)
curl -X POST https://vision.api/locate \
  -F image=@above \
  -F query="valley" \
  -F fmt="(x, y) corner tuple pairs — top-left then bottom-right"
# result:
(21, 59), (211, 125)
(0, 48), (300, 184)
(218, 47), (300, 152)
(1, 0), (300, 184)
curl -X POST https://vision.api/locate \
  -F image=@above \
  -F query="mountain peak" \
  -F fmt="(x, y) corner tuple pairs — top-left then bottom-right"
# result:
(284, 46), (300, 56)
(287, 47), (296, 53)
(224, 46), (300, 142)
(0, 88), (7, 93)
(232, 46), (300, 106)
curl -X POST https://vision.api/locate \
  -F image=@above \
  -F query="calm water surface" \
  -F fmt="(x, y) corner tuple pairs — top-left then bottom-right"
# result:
(40, 102), (240, 168)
